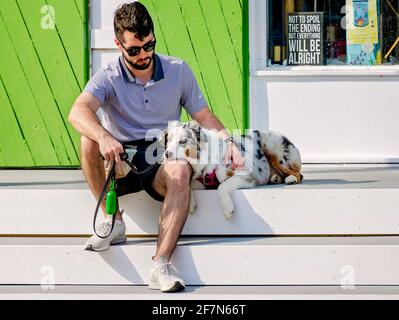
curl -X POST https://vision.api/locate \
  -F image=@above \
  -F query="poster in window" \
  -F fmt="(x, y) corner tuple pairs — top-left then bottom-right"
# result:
(346, 0), (381, 65)
(287, 12), (324, 65)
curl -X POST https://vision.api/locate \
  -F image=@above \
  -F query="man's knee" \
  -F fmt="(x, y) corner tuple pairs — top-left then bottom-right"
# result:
(164, 161), (192, 189)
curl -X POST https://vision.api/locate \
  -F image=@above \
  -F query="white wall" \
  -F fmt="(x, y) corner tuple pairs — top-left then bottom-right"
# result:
(90, 0), (133, 73)
(249, 0), (399, 163)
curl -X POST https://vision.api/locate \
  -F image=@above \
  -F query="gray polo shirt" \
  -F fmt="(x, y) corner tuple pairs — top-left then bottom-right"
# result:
(83, 54), (207, 142)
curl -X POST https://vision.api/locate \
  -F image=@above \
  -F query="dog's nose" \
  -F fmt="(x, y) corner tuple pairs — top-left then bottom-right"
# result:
(165, 151), (173, 159)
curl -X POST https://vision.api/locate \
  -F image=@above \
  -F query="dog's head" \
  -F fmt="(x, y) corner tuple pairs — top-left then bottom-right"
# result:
(159, 120), (207, 162)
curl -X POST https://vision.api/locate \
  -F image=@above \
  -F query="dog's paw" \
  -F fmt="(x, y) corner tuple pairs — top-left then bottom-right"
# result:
(270, 174), (282, 184)
(223, 209), (233, 220)
(220, 198), (234, 219)
(285, 175), (298, 185)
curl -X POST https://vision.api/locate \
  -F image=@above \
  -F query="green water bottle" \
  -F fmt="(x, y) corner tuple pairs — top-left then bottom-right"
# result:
(106, 178), (117, 215)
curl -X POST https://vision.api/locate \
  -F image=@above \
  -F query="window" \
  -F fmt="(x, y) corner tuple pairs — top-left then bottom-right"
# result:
(267, 0), (399, 66)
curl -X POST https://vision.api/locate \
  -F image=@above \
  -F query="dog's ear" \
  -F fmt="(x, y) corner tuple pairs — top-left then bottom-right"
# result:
(200, 127), (207, 143)
(187, 120), (207, 144)
(186, 120), (200, 131)
(158, 130), (168, 148)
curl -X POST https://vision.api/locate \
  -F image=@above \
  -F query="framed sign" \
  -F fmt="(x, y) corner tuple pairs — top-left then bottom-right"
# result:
(287, 12), (324, 65)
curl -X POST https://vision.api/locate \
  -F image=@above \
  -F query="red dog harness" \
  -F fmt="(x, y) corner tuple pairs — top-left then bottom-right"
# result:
(196, 168), (220, 189)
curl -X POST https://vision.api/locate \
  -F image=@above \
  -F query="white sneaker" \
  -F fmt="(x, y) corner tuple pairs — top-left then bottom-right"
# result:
(149, 257), (186, 292)
(84, 211), (127, 252)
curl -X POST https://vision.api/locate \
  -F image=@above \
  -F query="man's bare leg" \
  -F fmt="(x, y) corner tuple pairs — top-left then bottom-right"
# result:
(80, 136), (123, 220)
(151, 160), (192, 261)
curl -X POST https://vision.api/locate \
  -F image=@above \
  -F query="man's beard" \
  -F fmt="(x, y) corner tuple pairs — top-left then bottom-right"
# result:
(124, 55), (153, 71)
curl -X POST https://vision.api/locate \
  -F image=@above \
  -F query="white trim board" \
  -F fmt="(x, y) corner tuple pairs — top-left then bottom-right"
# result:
(2, 285), (399, 300)
(1, 165), (399, 235)
(1, 188), (398, 235)
(1, 236), (399, 285)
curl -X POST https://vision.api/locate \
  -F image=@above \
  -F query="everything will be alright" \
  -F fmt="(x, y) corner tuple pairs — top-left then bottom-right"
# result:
(288, 14), (323, 65)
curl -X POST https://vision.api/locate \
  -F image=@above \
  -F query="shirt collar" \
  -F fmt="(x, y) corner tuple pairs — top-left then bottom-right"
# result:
(152, 53), (164, 82)
(119, 53), (164, 84)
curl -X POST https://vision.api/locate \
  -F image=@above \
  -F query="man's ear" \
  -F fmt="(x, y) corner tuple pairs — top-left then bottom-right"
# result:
(114, 38), (122, 50)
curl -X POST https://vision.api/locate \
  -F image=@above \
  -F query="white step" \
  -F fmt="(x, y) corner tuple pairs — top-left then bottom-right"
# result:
(1, 236), (399, 286)
(1, 165), (399, 235)
(2, 285), (399, 300)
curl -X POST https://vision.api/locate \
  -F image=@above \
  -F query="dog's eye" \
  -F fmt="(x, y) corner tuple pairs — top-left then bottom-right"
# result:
(179, 139), (187, 145)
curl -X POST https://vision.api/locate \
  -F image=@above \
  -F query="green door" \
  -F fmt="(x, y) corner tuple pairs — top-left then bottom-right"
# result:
(0, 0), (88, 167)
(0, 0), (248, 168)
(141, 0), (248, 132)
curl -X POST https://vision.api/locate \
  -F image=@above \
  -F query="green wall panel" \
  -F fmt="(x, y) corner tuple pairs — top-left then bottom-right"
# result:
(0, 0), (248, 167)
(142, 0), (248, 131)
(0, 0), (86, 167)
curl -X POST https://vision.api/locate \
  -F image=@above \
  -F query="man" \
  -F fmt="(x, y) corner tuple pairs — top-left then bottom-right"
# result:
(68, 2), (243, 293)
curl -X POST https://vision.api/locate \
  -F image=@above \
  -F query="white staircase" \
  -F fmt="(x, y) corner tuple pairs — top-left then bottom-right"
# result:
(1, 164), (399, 299)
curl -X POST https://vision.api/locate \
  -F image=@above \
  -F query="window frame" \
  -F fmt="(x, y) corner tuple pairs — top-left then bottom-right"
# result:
(249, 0), (399, 78)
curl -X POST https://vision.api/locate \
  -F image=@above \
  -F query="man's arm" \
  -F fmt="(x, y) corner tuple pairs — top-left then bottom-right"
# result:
(68, 92), (124, 163)
(192, 106), (245, 169)
(192, 106), (229, 137)
(68, 92), (105, 141)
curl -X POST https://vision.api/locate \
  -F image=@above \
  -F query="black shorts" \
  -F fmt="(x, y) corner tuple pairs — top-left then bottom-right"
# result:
(115, 139), (164, 202)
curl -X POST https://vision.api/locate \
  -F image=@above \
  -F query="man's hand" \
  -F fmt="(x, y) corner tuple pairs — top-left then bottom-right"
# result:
(98, 133), (124, 164)
(224, 140), (245, 170)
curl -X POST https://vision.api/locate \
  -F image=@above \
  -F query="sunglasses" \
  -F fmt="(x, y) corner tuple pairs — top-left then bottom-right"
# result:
(120, 38), (156, 57)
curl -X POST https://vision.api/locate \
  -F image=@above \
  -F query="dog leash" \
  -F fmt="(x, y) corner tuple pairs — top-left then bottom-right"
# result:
(93, 157), (117, 239)
(93, 148), (164, 239)
(93, 134), (239, 238)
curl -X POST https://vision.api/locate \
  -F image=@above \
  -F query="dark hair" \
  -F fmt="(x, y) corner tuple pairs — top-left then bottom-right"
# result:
(113, 2), (154, 42)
